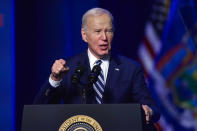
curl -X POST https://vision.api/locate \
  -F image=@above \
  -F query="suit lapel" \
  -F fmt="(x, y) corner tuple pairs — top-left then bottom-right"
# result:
(78, 51), (91, 85)
(105, 53), (121, 90)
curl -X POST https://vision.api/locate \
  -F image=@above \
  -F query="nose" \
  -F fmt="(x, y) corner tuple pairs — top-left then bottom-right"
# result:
(101, 31), (107, 40)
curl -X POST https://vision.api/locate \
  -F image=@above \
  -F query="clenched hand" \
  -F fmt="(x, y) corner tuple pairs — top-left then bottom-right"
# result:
(51, 59), (69, 81)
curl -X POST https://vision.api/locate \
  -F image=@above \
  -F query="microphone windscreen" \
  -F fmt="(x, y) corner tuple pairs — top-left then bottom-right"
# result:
(71, 65), (86, 85)
(91, 65), (101, 76)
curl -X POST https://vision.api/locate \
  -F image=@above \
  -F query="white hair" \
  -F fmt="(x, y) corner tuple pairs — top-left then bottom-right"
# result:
(81, 8), (114, 30)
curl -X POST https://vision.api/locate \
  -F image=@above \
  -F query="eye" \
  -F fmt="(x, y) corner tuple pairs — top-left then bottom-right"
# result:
(106, 30), (113, 34)
(95, 30), (101, 33)
(107, 29), (113, 33)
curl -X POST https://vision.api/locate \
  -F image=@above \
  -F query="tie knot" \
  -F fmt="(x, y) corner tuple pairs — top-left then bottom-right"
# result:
(95, 60), (102, 66)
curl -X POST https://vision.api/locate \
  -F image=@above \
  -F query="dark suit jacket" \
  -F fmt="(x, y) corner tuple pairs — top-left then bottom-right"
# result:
(34, 51), (160, 123)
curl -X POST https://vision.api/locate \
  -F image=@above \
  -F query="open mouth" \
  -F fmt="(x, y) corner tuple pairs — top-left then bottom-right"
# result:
(100, 44), (108, 50)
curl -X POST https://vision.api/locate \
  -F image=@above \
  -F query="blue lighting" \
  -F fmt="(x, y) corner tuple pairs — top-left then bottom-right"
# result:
(11, 0), (15, 130)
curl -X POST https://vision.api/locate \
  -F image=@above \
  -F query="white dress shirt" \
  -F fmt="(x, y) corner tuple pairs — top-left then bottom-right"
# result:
(87, 49), (109, 84)
(49, 49), (110, 87)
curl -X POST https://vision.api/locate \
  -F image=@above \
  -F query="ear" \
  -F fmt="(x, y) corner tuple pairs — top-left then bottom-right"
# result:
(81, 28), (88, 43)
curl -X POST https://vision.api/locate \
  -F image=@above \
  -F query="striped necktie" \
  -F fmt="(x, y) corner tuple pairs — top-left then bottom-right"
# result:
(93, 60), (105, 104)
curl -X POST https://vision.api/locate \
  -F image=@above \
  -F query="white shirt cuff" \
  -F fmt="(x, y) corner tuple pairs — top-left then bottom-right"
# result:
(49, 75), (62, 88)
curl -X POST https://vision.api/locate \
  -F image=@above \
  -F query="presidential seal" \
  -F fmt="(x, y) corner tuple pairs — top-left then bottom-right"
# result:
(59, 115), (102, 131)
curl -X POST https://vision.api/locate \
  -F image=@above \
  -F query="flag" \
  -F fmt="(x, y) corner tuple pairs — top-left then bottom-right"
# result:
(138, 0), (197, 130)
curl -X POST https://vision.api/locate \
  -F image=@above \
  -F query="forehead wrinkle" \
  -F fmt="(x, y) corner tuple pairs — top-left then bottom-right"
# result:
(86, 15), (113, 30)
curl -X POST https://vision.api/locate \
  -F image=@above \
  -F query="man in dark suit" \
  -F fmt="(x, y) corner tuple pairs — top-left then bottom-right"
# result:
(34, 8), (160, 124)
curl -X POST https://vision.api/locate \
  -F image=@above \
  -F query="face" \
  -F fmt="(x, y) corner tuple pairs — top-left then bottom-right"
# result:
(81, 14), (114, 59)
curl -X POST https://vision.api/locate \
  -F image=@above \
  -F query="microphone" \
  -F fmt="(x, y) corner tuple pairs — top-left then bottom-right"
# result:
(88, 65), (101, 85)
(71, 65), (85, 85)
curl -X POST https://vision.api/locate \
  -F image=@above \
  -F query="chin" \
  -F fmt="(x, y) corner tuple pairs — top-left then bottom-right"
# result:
(100, 51), (108, 55)
(96, 50), (110, 58)
(99, 53), (109, 58)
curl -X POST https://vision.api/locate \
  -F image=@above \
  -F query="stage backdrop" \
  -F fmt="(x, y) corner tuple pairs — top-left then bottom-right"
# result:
(0, 0), (15, 131)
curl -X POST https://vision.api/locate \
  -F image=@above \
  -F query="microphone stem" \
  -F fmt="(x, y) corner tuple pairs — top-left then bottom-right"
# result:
(82, 87), (86, 104)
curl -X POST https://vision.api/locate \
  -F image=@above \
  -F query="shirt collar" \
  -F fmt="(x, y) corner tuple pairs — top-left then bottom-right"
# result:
(87, 48), (110, 67)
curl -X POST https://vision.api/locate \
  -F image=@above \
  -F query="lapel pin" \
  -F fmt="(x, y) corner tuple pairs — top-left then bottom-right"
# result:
(115, 68), (119, 71)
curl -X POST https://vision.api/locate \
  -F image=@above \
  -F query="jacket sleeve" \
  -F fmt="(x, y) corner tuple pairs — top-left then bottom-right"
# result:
(33, 80), (62, 104)
(131, 65), (161, 122)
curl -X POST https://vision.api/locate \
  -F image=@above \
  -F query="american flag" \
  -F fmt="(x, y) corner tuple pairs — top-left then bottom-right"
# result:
(138, 0), (171, 76)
